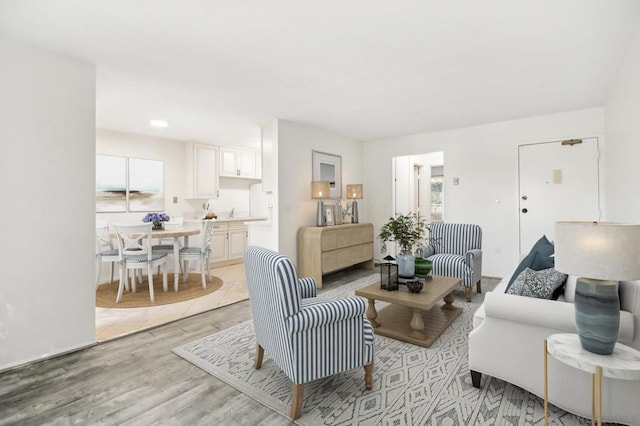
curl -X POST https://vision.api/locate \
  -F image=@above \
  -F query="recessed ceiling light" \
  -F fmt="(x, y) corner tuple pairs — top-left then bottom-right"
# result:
(149, 119), (168, 128)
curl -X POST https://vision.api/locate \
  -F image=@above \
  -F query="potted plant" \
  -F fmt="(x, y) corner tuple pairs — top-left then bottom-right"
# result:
(378, 213), (429, 278)
(143, 212), (170, 230)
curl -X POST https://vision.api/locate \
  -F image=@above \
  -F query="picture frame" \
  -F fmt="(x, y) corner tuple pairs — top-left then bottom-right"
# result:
(128, 157), (165, 212)
(325, 205), (336, 226)
(312, 150), (342, 199)
(96, 154), (127, 213)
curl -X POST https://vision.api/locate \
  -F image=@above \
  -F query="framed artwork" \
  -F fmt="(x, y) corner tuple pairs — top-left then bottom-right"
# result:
(312, 150), (342, 199)
(128, 157), (164, 212)
(325, 205), (335, 226)
(96, 154), (127, 212)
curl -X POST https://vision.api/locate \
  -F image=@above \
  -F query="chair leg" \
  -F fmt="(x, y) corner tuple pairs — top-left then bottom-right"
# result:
(147, 265), (155, 302)
(364, 363), (374, 390)
(476, 279), (482, 294)
(206, 255), (212, 283)
(200, 257), (206, 289)
(162, 263), (168, 292)
(109, 262), (115, 285)
(290, 383), (304, 420)
(465, 287), (472, 302)
(131, 270), (137, 293)
(254, 344), (264, 369)
(116, 266), (126, 303)
(183, 260), (189, 283)
(96, 257), (102, 288)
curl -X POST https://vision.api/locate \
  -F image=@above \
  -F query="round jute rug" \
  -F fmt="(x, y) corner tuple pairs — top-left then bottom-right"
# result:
(96, 273), (223, 308)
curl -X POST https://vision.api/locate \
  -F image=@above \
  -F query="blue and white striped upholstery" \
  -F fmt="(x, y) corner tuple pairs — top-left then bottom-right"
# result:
(425, 223), (482, 289)
(243, 246), (375, 385)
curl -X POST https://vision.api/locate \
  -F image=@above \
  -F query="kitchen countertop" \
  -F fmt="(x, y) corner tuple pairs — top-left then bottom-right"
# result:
(185, 217), (267, 224)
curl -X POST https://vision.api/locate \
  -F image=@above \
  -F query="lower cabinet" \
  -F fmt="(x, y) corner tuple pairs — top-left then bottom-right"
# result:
(210, 221), (249, 266)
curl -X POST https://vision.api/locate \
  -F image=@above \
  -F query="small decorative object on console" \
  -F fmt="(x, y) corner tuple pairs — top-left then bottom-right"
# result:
(143, 212), (170, 230)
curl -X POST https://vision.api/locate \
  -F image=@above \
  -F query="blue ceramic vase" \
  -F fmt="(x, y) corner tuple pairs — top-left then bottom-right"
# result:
(574, 278), (620, 355)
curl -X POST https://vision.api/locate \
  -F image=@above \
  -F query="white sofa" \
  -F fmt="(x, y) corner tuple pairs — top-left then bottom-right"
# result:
(468, 269), (640, 425)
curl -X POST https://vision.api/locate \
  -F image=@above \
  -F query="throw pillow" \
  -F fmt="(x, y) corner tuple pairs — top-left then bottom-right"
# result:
(508, 268), (567, 299)
(505, 235), (555, 292)
(506, 268), (530, 296)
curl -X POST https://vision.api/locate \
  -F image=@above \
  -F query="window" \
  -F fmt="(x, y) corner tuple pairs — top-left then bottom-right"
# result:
(430, 166), (443, 222)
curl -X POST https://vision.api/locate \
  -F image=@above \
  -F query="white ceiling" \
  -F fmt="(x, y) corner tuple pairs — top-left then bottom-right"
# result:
(1, 0), (639, 146)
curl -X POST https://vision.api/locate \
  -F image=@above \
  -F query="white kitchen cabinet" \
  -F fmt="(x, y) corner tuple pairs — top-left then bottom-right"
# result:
(228, 227), (248, 260)
(219, 147), (257, 178)
(210, 221), (249, 265)
(193, 143), (219, 198)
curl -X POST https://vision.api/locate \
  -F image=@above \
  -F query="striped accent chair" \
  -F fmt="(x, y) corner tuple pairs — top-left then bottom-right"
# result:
(243, 246), (375, 420)
(423, 223), (482, 302)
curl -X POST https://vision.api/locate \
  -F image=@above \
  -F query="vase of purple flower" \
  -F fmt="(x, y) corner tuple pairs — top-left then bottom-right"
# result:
(143, 212), (170, 230)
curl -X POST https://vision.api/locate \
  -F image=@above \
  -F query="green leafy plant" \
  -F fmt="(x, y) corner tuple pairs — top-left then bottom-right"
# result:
(378, 213), (429, 253)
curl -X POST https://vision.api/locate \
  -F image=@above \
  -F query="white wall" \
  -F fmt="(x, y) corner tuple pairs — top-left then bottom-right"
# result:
(605, 24), (640, 221)
(364, 108), (606, 278)
(277, 120), (363, 264)
(0, 38), (96, 370)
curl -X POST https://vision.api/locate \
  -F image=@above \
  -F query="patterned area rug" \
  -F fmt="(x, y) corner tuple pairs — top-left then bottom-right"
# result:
(173, 274), (596, 425)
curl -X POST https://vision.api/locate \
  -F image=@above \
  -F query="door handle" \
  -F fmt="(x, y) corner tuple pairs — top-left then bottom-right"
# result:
(521, 195), (528, 200)
(522, 208), (528, 213)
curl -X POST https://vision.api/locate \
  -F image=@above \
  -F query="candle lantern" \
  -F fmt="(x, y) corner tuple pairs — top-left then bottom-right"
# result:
(380, 255), (399, 291)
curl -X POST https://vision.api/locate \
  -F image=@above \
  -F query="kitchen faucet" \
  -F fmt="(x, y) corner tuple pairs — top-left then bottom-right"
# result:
(229, 207), (235, 218)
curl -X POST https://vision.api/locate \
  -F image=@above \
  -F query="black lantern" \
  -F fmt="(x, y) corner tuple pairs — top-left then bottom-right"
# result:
(380, 255), (399, 291)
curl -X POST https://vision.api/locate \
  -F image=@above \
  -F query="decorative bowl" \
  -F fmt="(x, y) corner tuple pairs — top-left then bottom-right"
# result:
(406, 280), (424, 293)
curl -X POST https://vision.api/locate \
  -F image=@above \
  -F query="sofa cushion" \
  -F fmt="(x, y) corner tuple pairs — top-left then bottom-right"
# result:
(505, 235), (555, 291)
(506, 267), (567, 299)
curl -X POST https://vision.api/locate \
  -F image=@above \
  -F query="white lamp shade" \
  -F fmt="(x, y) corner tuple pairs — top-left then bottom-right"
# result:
(554, 221), (640, 281)
(311, 181), (330, 199)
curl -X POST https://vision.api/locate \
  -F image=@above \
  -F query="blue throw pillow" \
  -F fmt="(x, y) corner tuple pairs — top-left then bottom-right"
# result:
(505, 236), (555, 292)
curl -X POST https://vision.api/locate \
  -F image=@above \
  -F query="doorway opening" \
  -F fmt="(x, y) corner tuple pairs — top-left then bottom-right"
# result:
(393, 151), (444, 222)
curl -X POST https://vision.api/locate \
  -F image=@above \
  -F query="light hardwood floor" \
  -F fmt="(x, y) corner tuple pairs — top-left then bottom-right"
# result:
(0, 270), (495, 425)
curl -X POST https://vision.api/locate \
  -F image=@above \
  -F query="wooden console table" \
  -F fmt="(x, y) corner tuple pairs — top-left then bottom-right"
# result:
(297, 223), (374, 287)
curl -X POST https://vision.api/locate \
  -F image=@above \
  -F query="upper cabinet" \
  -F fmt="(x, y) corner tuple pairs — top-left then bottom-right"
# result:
(219, 147), (258, 179)
(192, 143), (219, 198)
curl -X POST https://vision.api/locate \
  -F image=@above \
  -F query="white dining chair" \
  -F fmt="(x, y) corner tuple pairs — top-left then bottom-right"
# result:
(179, 219), (215, 290)
(95, 220), (119, 288)
(113, 223), (168, 303)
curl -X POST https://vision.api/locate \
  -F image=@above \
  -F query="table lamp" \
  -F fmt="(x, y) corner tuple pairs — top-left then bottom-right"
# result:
(311, 181), (330, 227)
(346, 184), (363, 223)
(554, 221), (640, 354)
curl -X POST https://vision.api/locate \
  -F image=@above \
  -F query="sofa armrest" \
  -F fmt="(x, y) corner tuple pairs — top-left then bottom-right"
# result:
(484, 291), (635, 343)
(484, 291), (576, 331)
(287, 296), (366, 332)
(298, 277), (317, 299)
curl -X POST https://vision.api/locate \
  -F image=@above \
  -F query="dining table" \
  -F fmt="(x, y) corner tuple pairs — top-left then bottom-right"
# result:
(111, 226), (201, 292)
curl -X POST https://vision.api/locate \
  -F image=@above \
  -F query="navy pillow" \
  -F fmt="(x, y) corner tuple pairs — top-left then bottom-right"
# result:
(505, 236), (555, 292)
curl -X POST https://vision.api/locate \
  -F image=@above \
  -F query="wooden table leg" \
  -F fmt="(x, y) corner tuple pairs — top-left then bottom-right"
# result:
(409, 308), (426, 340)
(365, 298), (380, 327)
(442, 292), (455, 310)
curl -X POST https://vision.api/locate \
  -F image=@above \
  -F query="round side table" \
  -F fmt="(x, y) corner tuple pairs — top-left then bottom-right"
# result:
(544, 333), (640, 426)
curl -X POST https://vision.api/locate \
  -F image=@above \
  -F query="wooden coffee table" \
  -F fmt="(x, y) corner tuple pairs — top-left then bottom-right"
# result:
(355, 275), (462, 347)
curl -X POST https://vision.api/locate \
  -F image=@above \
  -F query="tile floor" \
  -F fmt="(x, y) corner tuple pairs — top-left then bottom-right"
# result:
(95, 263), (249, 342)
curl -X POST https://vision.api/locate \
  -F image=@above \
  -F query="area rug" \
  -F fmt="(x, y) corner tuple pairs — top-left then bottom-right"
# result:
(96, 273), (223, 308)
(173, 275), (594, 425)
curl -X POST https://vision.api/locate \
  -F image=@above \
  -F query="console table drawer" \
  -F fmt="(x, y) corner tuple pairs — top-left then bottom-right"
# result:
(298, 223), (375, 287)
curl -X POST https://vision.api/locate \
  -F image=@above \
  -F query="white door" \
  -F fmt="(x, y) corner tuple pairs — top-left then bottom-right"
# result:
(393, 156), (411, 215)
(228, 229), (247, 259)
(210, 232), (228, 262)
(518, 137), (600, 253)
